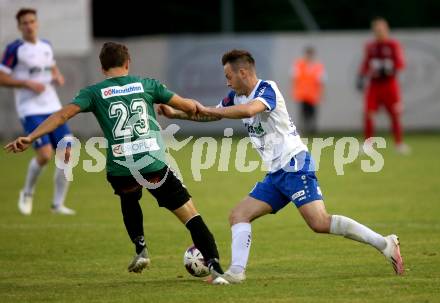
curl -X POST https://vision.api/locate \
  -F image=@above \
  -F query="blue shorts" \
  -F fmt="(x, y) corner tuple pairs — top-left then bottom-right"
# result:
(249, 151), (323, 213)
(21, 114), (72, 149)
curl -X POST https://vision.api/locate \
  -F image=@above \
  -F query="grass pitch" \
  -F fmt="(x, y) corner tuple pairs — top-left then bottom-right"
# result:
(0, 134), (439, 303)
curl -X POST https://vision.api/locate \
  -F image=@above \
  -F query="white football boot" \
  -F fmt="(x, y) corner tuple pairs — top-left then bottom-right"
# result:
(18, 190), (33, 215)
(206, 259), (229, 285)
(211, 276), (230, 285)
(223, 269), (246, 284)
(128, 247), (151, 273)
(51, 205), (76, 215)
(381, 234), (404, 275)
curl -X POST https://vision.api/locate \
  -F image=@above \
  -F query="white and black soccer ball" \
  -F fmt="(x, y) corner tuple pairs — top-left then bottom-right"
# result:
(183, 245), (210, 277)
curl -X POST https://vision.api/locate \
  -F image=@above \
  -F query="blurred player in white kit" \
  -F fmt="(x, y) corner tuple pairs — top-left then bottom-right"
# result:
(0, 8), (75, 215)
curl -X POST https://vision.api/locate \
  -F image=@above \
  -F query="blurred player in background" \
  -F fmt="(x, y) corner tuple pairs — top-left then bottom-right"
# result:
(357, 17), (410, 154)
(0, 8), (74, 215)
(159, 49), (404, 283)
(291, 45), (326, 135)
(5, 42), (228, 284)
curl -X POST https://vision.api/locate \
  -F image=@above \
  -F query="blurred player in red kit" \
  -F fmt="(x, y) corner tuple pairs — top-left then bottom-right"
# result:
(357, 17), (410, 154)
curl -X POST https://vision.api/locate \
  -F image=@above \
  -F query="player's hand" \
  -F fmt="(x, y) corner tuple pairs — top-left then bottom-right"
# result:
(4, 136), (32, 153)
(356, 75), (366, 92)
(53, 73), (65, 86)
(194, 102), (222, 119)
(25, 80), (45, 94)
(157, 104), (176, 118)
(194, 101), (208, 114)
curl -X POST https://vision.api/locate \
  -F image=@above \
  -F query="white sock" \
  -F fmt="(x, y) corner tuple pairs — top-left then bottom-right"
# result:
(230, 223), (252, 273)
(330, 215), (387, 251)
(23, 157), (44, 196)
(53, 168), (70, 208)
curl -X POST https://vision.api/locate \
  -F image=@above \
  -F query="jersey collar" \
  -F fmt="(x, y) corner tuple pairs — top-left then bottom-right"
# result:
(246, 79), (262, 99)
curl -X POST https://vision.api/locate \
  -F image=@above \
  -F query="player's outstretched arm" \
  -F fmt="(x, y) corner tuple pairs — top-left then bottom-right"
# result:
(199, 99), (267, 119)
(157, 94), (222, 122)
(159, 99), (266, 121)
(167, 94), (197, 116)
(4, 104), (81, 153)
(157, 103), (221, 122)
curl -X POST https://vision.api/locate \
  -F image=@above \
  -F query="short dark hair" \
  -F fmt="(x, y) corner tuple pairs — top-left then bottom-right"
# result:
(16, 8), (37, 23)
(222, 49), (255, 70)
(99, 42), (131, 71)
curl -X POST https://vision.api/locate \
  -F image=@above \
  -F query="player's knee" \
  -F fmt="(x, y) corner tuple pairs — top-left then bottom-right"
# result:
(36, 146), (53, 165)
(119, 186), (143, 203)
(36, 153), (52, 166)
(228, 210), (237, 225)
(228, 208), (250, 226)
(307, 214), (331, 233)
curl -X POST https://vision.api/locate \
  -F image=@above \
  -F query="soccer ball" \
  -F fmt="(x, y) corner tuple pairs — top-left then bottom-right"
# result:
(183, 245), (210, 277)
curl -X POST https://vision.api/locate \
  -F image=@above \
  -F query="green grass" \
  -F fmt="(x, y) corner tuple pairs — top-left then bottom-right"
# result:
(1, 134), (439, 302)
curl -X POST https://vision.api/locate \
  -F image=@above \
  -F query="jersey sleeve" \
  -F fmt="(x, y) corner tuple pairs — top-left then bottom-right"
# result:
(71, 88), (95, 112)
(41, 39), (56, 66)
(152, 79), (175, 104)
(254, 82), (276, 111)
(217, 91), (235, 108)
(0, 40), (22, 74)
